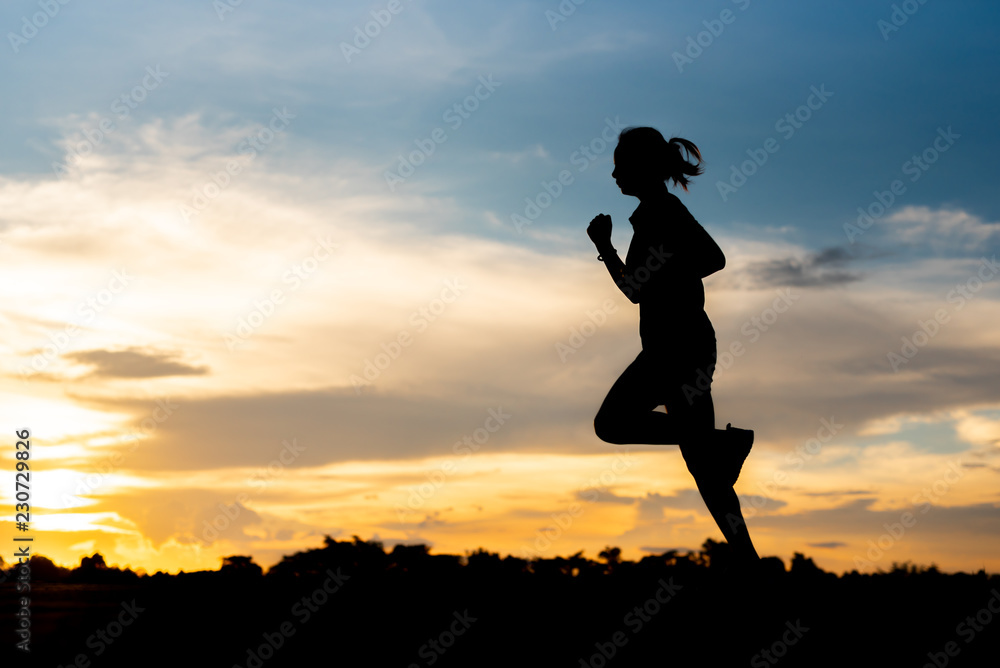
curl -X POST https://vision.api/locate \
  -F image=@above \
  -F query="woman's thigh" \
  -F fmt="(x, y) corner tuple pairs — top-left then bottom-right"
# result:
(596, 350), (665, 419)
(594, 347), (716, 446)
(645, 343), (717, 433)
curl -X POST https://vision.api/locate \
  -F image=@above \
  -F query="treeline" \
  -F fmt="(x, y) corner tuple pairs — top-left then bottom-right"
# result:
(0, 535), (953, 584)
(2, 537), (998, 667)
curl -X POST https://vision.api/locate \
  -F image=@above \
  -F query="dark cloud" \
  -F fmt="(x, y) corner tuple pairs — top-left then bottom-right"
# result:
(634, 489), (746, 521)
(639, 546), (693, 554)
(56, 284), (1000, 478)
(642, 489), (707, 511)
(72, 388), (527, 471)
(416, 511), (448, 529)
(577, 489), (637, 505)
(744, 499), (1000, 571)
(710, 292), (1000, 445)
(740, 246), (863, 288)
(67, 348), (208, 379)
(802, 490), (876, 497)
(738, 494), (789, 513)
(752, 498), (1000, 537)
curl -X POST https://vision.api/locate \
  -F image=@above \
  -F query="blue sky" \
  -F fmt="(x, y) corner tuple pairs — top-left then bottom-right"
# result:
(2, 0), (1000, 574)
(4, 0), (998, 249)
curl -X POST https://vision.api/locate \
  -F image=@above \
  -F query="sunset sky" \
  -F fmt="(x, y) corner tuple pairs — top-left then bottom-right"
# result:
(2, 0), (1000, 576)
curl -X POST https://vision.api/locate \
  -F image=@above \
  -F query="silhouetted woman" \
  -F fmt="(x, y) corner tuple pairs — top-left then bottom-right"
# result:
(587, 127), (759, 565)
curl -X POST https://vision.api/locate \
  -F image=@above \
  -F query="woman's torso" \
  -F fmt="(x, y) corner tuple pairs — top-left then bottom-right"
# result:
(626, 195), (717, 354)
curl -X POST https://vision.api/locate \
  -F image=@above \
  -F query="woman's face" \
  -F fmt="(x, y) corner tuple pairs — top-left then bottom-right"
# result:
(612, 146), (655, 197)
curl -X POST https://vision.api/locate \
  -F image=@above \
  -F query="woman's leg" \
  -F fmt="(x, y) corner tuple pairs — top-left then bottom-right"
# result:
(594, 349), (728, 446)
(594, 350), (759, 564)
(668, 378), (760, 565)
(594, 351), (688, 445)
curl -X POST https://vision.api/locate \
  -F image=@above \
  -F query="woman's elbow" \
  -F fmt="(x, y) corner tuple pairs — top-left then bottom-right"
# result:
(706, 251), (726, 276)
(697, 262), (724, 280)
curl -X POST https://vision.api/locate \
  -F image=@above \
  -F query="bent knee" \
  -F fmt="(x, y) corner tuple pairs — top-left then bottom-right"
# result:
(594, 412), (625, 444)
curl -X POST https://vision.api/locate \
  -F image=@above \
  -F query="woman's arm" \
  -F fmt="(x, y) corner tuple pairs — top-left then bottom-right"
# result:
(650, 196), (725, 279)
(598, 248), (642, 304)
(588, 214), (644, 304)
(677, 220), (726, 279)
(588, 210), (724, 302)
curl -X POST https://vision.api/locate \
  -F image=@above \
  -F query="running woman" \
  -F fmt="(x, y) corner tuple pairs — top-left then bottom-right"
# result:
(588, 126), (759, 565)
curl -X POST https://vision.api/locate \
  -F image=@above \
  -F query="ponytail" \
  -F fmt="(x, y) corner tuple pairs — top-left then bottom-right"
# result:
(665, 137), (704, 192)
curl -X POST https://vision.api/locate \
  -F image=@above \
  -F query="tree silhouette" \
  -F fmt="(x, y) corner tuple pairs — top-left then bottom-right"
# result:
(25, 555), (69, 581)
(699, 538), (732, 570)
(79, 553), (108, 571)
(790, 551), (825, 577)
(598, 546), (621, 565)
(6, 536), (1000, 667)
(220, 555), (263, 578)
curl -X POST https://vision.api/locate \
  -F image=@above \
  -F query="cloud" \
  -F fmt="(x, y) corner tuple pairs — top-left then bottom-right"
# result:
(807, 542), (847, 549)
(637, 490), (716, 520)
(487, 144), (550, 164)
(736, 245), (863, 288)
(5, 113), (1000, 576)
(886, 206), (1000, 255)
(11, 117), (1000, 476)
(738, 495), (789, 513)
(86, 488), (264, 549)
(801, 490), (876, 497)
(577, 488), (637, 505)
(952, 409), (1000, 448)
(66, 348), (208, 379)
(639, 546), (690, 555)
(68, 388), (546, 472)
(752, 498), (1000, 536)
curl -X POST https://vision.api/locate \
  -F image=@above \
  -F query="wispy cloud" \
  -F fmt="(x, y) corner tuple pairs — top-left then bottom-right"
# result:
(66, 348), (208, 379)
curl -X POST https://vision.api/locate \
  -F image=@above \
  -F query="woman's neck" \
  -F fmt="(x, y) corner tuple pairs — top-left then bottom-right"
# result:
(636, 182), (670, 203)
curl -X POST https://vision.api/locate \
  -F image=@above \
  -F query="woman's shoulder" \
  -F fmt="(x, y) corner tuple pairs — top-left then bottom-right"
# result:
(666, 191), (696, 215)
(635, 193), (698, 228)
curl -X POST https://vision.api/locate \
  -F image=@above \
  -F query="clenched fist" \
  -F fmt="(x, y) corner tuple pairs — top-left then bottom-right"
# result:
(587, 213), (613, 249)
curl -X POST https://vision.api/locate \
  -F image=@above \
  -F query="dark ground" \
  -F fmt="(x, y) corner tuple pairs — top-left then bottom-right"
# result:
(1, 538), (998, 667)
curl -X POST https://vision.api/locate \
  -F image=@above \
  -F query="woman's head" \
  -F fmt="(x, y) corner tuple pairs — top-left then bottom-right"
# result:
(612, 127), (704, 196)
